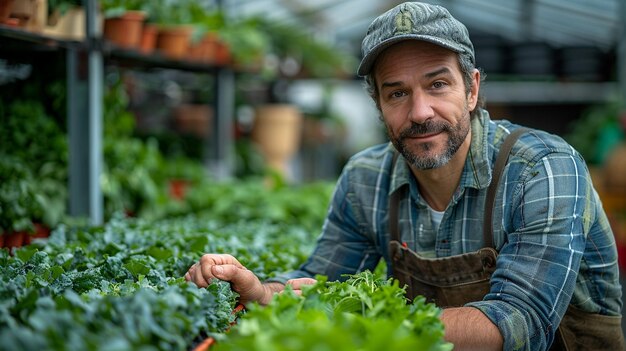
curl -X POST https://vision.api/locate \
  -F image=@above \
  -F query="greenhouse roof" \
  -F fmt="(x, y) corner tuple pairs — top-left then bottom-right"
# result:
(226, 0), (624, 55)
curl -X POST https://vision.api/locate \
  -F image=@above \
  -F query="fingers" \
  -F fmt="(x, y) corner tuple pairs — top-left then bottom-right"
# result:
(285, 278), (317, 296)
(199, 253), (245, 269)
(184, 254), (265, 305)
(286, 278), (317, 290)
(185, 254), (244, 288)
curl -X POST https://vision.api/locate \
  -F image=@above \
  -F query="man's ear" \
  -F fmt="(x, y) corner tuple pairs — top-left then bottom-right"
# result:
(468, 69), (480, 110)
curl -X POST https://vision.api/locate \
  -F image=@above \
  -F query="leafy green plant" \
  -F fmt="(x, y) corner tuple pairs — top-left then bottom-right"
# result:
(0, 192), (332, 350)
(0, 99), (68, 231)
(564, 100), (624, 165)
(99, 0), (144, 18)
(47, 0), (82, 18)
(0, 155), (37, 233)
(252, 17), (357, 79)
(142, 0), (213, 26)
(218, 16), (272, 71)
(217, 272), (452, 351)
(101, 74), (166, 219)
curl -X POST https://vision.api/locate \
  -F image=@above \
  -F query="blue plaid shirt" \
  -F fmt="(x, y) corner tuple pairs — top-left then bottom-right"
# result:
(270, 110), (622, 350)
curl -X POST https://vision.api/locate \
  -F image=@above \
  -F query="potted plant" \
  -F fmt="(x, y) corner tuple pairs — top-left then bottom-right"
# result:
(0, 98), (68, 247)
(44, 0), (89, 40)
(101, 0), (146, 49)
(253, 18), (356, 79)
(142, 0), (205, 60)
(0, 0), (15, 25)
(0, 155), (37, 249)
(218, 16), (271, 70)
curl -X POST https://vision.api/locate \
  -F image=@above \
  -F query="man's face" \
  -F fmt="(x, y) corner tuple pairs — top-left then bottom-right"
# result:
(374, 41), (479, 170)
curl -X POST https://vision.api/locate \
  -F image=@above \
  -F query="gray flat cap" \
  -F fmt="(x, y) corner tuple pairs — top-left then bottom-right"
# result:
(357, 2), (475, 76)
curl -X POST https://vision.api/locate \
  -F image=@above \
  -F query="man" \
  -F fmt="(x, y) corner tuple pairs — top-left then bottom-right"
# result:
(185, 2), (624, 350)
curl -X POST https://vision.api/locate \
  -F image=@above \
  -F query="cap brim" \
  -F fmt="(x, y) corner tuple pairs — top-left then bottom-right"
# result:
(357, 34), (463, 76)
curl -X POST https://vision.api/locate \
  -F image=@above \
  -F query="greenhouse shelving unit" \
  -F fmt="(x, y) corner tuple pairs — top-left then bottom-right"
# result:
(0, 0), (235, 226)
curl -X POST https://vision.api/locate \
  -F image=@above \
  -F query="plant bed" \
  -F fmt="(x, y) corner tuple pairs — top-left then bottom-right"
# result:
(0, 180), (328, 350)
(0, 180), (449, 350)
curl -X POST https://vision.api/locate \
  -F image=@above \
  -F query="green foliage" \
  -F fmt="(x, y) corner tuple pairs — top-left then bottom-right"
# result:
(564, 100), (624, 165)
(0, 178), (449, 350)
(47, 0), (82, 17)
(0, 156), (37, 233)
(0, 99), (68, 231)
(100, 0), (144, 18)
(251, 17), (357, 78)
(101, 74), (164, 219)
(142, 0), (214, 26)
(217, 272), (452, 351)
(0, 204), (324, 350)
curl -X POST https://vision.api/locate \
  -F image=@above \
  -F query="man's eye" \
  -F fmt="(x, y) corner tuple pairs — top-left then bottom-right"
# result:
(391, 91), (405, 98)
(432, 81), (447, 89)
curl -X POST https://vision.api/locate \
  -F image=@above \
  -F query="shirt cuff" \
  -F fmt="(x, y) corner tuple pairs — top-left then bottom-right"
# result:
(264, 269), (316, 285)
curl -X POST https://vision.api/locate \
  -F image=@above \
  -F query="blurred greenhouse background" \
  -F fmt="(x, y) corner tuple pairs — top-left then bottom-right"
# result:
(0, 0), (625, 251)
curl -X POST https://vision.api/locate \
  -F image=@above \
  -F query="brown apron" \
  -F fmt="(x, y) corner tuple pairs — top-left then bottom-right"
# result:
(388, 128), (625, 350)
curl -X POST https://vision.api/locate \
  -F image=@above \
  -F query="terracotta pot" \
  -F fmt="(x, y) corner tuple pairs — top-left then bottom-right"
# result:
(168, 179), (190, 200)
(34, 223), (50, 237)
(25, 223), (50, 244)
(189, 33), (218, 64)
(103, 11), (146, 49)
(139, 23), (158, 54)
(252, 104), (303, 177)
(214, 39), (231, 66)
(156, 26), (193, 60)
(193, 304), (244, 351)
(4, 231), (25, 248)
(0, 0), (16, 24)
(9, 0), (45, 32)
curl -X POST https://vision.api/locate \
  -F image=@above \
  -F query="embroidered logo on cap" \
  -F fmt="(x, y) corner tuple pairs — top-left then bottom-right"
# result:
(395, 9), (413, 35)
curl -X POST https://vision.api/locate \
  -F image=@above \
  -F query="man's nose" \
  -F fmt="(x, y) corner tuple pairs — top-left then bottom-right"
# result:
(408, 92), (435, 124)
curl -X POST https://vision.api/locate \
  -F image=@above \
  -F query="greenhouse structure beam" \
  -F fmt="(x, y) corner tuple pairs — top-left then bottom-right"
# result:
(67, 0), (103, 225)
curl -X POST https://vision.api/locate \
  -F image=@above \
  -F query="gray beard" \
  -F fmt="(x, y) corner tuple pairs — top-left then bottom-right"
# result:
(387, 112), (470, 170)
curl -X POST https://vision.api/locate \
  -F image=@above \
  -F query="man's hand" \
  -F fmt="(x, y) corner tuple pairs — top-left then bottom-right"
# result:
(285, 278), (317, 296)
(184, 253), (271, 305)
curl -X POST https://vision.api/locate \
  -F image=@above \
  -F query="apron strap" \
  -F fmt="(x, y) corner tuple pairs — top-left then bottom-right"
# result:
(482, 128), (529, 248)
(389, 151), (402, 243)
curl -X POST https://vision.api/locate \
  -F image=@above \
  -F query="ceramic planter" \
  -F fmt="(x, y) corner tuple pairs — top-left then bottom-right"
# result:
(43, 6), (96, 41)
(251, 104), (303, 178)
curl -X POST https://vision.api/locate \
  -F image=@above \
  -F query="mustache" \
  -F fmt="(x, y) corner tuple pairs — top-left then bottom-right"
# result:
(399, 121), (450, 138)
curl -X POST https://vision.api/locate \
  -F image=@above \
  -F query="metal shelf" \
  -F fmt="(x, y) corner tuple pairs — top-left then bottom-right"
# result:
(0, 3), (235, 225)
(483, 81), (619, 104)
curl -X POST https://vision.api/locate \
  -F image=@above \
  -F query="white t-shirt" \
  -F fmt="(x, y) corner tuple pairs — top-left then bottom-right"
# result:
(429, 206), (445, 232)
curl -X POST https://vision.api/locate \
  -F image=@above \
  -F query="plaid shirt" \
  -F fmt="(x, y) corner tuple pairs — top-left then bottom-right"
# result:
(270, 109), (622, 350)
